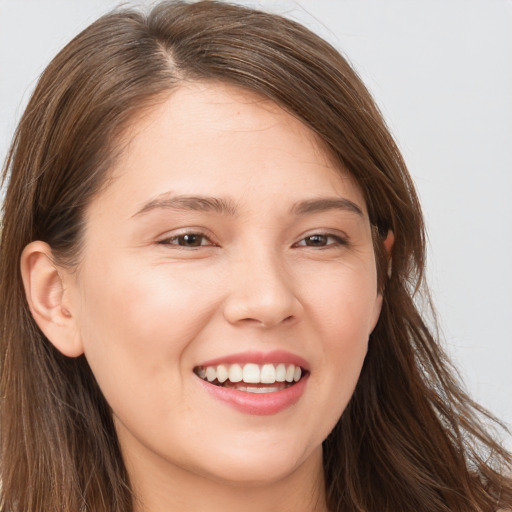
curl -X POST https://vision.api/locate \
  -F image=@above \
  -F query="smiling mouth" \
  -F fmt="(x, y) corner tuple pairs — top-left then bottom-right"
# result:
(194, 363), (306, 393)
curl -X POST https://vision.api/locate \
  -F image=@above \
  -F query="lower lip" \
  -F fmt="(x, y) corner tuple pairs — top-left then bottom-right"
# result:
(198, 375), (309, 415)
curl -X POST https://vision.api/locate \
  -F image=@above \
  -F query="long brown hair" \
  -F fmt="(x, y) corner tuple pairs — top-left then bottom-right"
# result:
(1, 2), (511, 511)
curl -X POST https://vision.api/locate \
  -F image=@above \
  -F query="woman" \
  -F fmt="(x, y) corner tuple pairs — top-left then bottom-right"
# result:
(1, 1), (511, 511)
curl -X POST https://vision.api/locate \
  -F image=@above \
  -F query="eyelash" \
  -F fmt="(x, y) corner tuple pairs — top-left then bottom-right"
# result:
(157, 231), (349, 249)
(293, 233), (349, 248)
(158, 232), (215, 249)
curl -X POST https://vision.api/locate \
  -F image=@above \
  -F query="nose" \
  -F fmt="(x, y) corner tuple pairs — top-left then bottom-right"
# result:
(222, 249), (303, 328)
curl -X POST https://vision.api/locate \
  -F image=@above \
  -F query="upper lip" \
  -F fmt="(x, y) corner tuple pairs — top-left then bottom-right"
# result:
(195, 350), (310, 371)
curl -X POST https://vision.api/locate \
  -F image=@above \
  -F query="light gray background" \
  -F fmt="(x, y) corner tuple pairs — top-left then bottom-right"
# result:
(1, 0), (511, 440)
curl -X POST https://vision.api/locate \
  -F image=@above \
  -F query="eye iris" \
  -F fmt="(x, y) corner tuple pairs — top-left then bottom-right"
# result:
(305, 234), (327, 246)
(179, 234), (202, 247)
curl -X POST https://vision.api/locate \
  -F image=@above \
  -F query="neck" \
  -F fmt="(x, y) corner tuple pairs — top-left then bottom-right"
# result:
(125, 444), (328, 512)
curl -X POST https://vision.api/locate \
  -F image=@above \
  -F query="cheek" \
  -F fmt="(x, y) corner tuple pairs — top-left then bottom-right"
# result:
(79, 254), (214, 339)
(304, 261), (379, 426)
(306, 257), (380, 340)
(74, 257), (220, 408)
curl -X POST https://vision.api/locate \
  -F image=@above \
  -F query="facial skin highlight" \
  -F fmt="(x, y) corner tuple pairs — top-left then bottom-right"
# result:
(56, 82), (384, 511)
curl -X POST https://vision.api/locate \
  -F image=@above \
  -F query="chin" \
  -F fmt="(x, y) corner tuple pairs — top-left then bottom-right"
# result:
(189, 441), (322, 488)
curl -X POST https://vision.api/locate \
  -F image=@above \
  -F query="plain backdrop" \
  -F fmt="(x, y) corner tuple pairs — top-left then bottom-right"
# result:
(1, 0), (511, 440)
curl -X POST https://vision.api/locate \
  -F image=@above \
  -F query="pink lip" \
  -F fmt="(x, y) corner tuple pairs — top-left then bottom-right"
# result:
(196, 350), (310, 371)
(195, 350), (310, 415)
(197, 374), (309, 415)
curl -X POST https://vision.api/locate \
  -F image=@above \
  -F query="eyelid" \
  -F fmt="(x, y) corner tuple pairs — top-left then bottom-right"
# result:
(155, 227), (349, 249)
(157, 227), (218, 248)
(293, 230), (350, 248)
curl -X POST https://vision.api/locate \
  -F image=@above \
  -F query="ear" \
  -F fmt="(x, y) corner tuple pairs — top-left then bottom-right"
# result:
(382, 230), (394, 277)
(369, 230), (395, 333)
(20, 241), (84, 357)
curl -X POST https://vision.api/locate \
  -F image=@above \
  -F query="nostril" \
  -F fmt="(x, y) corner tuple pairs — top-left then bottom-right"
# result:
(236, 314), (296, 329)
(259, 314), (295, 328)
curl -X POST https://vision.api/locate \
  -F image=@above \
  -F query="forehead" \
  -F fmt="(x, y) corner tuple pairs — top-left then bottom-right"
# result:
(92, 81), (366, 219)
(118, 82), (334, 168)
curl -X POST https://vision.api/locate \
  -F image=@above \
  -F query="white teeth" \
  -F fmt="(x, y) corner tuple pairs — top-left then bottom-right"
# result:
(275, 363), (286, 382)
(196, 362), (304, 385)
(243, 363), (260, 383)
(229, 364), (243, 383)
(285, 364), (295, 383)
(206, 366), (217, 382)
(217, 364), (229, 383)
(260, 364), (276, 384)
(235, 386), (283, 393)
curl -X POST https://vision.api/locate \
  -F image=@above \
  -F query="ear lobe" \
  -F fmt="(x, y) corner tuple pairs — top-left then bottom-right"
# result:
(20, 241), (84, 357)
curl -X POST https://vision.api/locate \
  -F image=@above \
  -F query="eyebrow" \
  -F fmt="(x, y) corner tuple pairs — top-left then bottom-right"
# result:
(290, 197), (364, 217)
(132, 194), (238, 217)
(132, 193), (363, 218)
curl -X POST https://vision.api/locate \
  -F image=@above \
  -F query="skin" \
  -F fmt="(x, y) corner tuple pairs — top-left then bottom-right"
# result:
(22, 82), (389, 512)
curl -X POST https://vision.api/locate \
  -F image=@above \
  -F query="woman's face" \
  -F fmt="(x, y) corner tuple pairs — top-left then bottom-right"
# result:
(68, 82), (382, 487)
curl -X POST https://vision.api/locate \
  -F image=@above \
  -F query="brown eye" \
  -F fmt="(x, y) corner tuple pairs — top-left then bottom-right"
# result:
(177, 234), (204, 247)
(295, 233), (348, 248)
(304, 234), (328, 246)
(159, 233), (210, 248)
